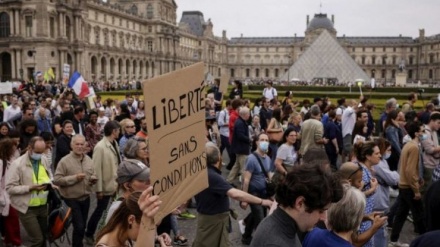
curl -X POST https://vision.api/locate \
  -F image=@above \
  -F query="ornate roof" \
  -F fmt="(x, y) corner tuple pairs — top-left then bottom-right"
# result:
(228, 37), (303, 45)
(179, 11), (206, 37)
(306, 13), (336, 33)
(340, 36), (415, 44)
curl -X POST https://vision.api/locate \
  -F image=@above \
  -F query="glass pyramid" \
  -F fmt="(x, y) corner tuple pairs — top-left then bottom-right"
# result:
(282, 30), (370, 83)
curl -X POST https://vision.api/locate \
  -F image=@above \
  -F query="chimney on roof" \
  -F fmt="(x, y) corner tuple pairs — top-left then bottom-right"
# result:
(332, 15), (335, 24)
(222, 30), (227, 39)
(307, 15), (309, 26)
(419, 29), (425, 40)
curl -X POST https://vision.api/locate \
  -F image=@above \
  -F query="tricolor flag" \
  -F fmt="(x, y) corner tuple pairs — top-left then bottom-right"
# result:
(68, 71), (90, 98)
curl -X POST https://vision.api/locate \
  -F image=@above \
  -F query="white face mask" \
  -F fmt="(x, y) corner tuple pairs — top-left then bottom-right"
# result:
(383, 152), (391, 160)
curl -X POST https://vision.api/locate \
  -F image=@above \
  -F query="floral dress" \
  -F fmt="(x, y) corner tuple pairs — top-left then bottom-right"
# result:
(359, 164), (375, 247)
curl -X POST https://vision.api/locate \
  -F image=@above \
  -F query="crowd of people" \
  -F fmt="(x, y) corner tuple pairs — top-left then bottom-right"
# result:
(0, 78), (439, 247)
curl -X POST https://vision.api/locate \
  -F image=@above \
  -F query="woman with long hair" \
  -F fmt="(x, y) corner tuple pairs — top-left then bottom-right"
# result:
(273, 128), (299, 185)
(372, 138), (399, 247)
(229, 80), (243, 99)
(0, 138), (22, 247)
(251, 97), (262, 117)
(352, 142), (387, 247)
(383, 110), (402, 171)
(352, 120), (368, 144)
(95, 187), (166, 247)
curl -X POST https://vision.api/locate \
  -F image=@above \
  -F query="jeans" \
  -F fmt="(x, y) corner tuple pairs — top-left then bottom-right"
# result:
(65, 197), (90, 247)
(18, 205), (48, 247)
(242, 197), (266, 240)
(373, 226), (387, 247)
(220, 135), (232, 164)
(390, 188), (426, 242)
(86, 195), (111, 239)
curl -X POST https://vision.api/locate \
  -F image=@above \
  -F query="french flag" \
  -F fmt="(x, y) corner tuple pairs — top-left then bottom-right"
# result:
(68, 71), (90, 98)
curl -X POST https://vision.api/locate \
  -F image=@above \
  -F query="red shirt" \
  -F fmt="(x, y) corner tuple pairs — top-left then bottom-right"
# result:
(228, 109), (239, 143)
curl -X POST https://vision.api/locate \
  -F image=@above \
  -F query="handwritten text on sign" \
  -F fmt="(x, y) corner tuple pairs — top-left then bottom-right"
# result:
(143, 62), (208, 222)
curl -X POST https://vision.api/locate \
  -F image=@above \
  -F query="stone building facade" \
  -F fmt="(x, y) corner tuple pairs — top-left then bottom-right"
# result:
(0, 2), (439, 85)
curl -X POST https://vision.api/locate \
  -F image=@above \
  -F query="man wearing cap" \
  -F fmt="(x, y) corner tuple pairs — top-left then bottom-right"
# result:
(262, 80), (277, 102)
(105, 137), (151, 223)
(54, 135), (97, 247)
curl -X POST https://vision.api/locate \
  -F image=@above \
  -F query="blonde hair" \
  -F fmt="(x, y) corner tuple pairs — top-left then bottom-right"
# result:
(120, 119), (134, 135)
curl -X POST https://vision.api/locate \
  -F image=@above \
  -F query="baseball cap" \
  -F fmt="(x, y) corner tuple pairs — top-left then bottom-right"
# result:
(117, 160), (150, 184)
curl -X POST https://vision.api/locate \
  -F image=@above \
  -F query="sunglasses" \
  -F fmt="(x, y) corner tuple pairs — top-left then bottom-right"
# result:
(348, 162), (363, 179)
(126, 125), (135, 128)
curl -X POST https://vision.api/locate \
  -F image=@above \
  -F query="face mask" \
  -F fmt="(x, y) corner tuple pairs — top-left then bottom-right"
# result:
(30, 153), (42, 161)
(383, 153), (391, 160)
(420, 134), (428, 141)
(259, 141), (269, 153)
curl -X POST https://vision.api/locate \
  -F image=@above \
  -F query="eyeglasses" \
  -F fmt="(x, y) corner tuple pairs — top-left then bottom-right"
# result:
(348, 162), (363, 179)
(126, 125), (135, 128)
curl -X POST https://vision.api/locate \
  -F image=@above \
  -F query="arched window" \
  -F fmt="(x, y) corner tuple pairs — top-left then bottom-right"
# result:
(130, 5), (138, 15)
(146, 4), (153, 19)
(0, 12), (10, 38)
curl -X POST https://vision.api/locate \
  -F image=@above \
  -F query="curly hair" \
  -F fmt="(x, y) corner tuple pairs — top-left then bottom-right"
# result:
(275, 164), (343, 213)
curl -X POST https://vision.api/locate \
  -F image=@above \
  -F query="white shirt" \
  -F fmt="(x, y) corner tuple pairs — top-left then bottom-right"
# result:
(217, 108), (230, 137)
(97, 116), (109, 132)
(263, 87), (278, 101)
(341, 106), (356, 137)
(3, 105), (21, 122)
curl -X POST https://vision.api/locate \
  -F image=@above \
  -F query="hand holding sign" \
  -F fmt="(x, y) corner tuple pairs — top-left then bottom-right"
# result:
(143, 63), (208, 223)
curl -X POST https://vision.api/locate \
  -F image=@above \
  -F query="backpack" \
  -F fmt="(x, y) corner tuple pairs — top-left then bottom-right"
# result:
(47, 190), (72, 243)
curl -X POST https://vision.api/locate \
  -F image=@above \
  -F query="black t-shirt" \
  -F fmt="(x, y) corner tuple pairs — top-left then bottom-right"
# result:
(110, 140), (121, 165)
(195, 166), (232, 215)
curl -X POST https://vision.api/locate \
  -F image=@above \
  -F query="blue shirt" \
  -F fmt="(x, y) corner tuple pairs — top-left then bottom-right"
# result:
(303, 228), (354, 247)
(359, 165), (375, 247)
(245, 153), (272, 195)
(195, 166), (233, 215)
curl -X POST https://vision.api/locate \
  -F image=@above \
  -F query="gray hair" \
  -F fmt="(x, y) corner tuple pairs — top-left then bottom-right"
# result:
(310, 105), (321, 116)
(328, 184), (366, 233)
(124, 137), (147, 159)
(385, 98), (397, 110)
(239, 106), (250, 118)
(205, 142), (220, 166)
(71, 134), (85, 143)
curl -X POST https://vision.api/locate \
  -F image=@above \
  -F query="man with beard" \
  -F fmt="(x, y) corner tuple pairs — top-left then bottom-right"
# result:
(136, 117), (148, 139)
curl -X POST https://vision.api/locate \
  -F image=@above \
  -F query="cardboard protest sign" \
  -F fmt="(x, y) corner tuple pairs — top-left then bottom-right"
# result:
(142, 62), (208, 222)
(0, 82), (13, 94)
(220, 74), (229, 94)
(62, 64), (70, 84)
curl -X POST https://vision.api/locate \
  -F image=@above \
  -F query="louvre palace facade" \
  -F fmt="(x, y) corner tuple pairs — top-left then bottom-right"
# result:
(0, 0), (439, 84)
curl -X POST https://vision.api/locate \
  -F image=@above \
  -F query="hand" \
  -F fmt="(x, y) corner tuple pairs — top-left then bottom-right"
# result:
(138, 186), (162, 219)
(96, 192), (103, 200)
(76, 173), (86, 181)
(89, 175), (98, 185)
(157, 233), (172, 246)
(240, 201), (248, 210)
(370, 178), (378, 191)
(261, 199), (273, 208)
(372, 214), (388, 231)
(30, 184), (47, 191)
(414, 192), (422, 200)
(365, 211), (384, 221)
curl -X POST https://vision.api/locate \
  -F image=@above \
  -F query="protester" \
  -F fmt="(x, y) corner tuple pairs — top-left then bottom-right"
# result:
(390, 121), (426, 246)
(303, 185), (366, 247)
(420, 112), (440, 190)
(54, 120), (74, 168)
(273, 128), (299, 184)
(6, 136), (52, 247)
(240, 133), (273, 245)
(299, 105), (327, 156)
(85, 121), (121, 245)
(54, 135), (97, 247)
(193, 142), (272, 247)
(85, 111), (102, 155)
(250, 164), (343, 247)
(95, 188), (169, 247)
(0, 138), (22, 247)
(0, 122), (10, 140)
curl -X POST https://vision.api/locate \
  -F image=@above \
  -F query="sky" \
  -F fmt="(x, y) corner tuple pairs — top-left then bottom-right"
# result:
(176, 0), (439, 38)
